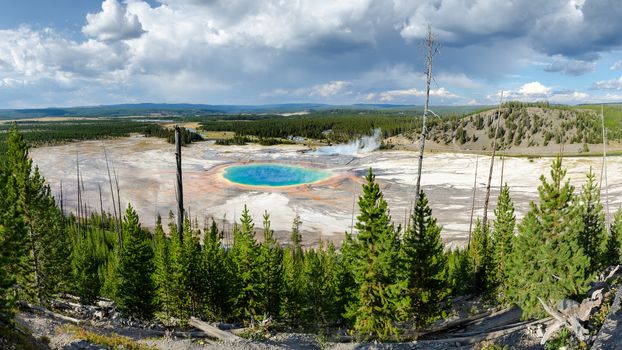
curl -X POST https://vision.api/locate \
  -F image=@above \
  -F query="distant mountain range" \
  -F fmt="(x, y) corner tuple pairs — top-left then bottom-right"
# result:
(0, 103), (486, 119)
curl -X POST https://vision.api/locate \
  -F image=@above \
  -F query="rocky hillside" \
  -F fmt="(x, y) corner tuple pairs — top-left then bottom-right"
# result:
(389, 102), (619, 154)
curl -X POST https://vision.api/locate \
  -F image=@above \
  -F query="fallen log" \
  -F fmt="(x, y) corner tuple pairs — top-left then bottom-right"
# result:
(413, 306), (517, 339)
(188, 317), (242, 341)
(20, 303), (82, 325)
(416, 318), (552, 345)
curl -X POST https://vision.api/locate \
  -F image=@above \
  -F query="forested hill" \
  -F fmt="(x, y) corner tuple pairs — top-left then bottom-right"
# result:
(389, 102), (622, 154)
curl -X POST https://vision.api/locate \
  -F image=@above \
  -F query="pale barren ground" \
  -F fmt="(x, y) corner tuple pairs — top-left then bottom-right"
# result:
(30, 135), (622, 248)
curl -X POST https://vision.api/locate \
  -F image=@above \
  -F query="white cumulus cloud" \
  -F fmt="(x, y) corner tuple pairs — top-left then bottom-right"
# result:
(83, 0), (145, 42)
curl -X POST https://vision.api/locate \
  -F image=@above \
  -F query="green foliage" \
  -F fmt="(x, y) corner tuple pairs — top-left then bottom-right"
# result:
(114, 205), (156, 319)
(491, 184), (516, 302)
(230, 205), (263, 320)
(152, 215), (175, 318)
(201, 219), (231, 320)
(402, 191), (449, 327)
(508, 158), (590, 318)
(469, 220), (493, 296)
(603, 209), (622, 267)
(345, 168), (409, 340)
(302, 243), (340, 329)
(259, 212), (283, 318)
(578, 168), (606, 274)
(72, 235), (101, 305)
(447, 248), (471, 296)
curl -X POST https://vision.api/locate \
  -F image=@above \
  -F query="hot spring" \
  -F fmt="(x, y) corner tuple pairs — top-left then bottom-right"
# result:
(223, 163), (331, 187)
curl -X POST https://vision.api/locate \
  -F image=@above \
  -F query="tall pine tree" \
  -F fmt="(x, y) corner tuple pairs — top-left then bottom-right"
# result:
(507, 158), (590, 318)
(579, 168), (606, 274)
(230, 205), (263, 321)
(402, 191), (449, 327)
(491, 184), (516, 302)
(259, 211), (283, 319)
(345, 168), (409, 340)
(114, 204), (155, 319)
(603, 208), (622, 267)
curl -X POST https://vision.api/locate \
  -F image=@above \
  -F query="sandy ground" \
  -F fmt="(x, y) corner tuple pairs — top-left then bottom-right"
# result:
(29, 135), (622, 248)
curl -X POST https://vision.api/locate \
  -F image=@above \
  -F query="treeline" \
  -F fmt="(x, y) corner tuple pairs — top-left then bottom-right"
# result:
(1, 125), (621, 345)
(142, 125), (203, 146)
(0, 120), (150, 146)
(200, 110), (418, 143)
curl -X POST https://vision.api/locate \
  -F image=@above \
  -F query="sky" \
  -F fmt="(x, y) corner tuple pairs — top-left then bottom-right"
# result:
(0, 0), (622, 108)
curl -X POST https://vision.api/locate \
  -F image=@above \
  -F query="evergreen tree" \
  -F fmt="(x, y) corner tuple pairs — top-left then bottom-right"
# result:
(491, 184), (516, 301)
(202, 219), (231, 320)
(72, 233), (101, 305)
(603, 208), (622, 267)
(507, 158), (590, 318)
(281, 215), (305, 323)
(446, 248), (471, 296)
(230, 205), (263, 320)
(259, 211), (283, 319)
(335, 232), (357, 324)
(579, 169), (606, 274)
(345, 168), (409, 340)
(0, 129), (26, 322)
(178, 217), (207, 317)
(114, 204), (155, 319)
(469, 219), (493, 295)
(152, 215), (175, 318)
(303, 243), (339, 329)
(402, 191), (449, 327)
(5, 125), (71, 303)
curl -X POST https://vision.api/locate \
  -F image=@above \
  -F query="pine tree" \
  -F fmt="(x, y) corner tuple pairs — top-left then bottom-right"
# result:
(578, 168), (606, 274)
(469, 219), (493, 295)
(4, 124), (71, 304)
(5, 125), (71, 303)
(335, 232), (357, 324)
(446, 248), (471, 296)
(507, 158), (590, 318)
(230, 205), (263, 320)
(0, 128), (26, 322)
(153, 215), (175, 318)
(281, 215), (305, 323)
(603, 208), (622, 267)
(402, 191), (449, 327)
(72, 232), (101, 305)
(345, 168), (409, 340)
(259, 211), (283, 319)
(114, 204), (156, 319)
(178, 217), (207, 317)
(303, 243), (339, 329)
(202, 219), (231, 320)
(491, 184), (516, 302)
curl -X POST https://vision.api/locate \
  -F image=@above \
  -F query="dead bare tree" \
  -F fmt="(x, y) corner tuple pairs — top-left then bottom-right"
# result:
(482, 91), (504, 229)
(175, 126), (185, 241)
(76, 152), (82, 237)
(600, 106), (611, 233)
(414, 24), (439, 207)
(104, 148), (122, 249)
(468, 156), (479, 246)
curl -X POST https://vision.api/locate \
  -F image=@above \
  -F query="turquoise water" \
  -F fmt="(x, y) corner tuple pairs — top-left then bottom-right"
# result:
(223, 163), (331, 187)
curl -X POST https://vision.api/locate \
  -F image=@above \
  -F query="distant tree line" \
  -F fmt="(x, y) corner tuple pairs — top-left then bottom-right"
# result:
(142, 125), (203, 146)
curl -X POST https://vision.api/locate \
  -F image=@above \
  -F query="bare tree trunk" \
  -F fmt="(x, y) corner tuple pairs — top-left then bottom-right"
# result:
(98, 183), (104, 230)
(600, 106), (611, 233)
(414, 25), (438, 208)
(175, 126), (185, 241)
(76, 152), (81, 237)
(104, 149), (121, 250)
(499, 156), (505, 188)
(468, 156), (479, 246)
(482, 91), (504, 229)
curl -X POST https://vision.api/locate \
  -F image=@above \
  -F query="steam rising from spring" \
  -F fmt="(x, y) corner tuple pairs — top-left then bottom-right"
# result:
(314, 129), (381, 156)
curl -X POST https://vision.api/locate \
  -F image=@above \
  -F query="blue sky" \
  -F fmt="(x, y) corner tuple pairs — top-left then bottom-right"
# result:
(0, 0), (621, 108)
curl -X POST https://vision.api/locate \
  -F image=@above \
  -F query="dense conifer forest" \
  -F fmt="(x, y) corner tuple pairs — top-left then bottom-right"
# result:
(1, 124), (621, 347)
